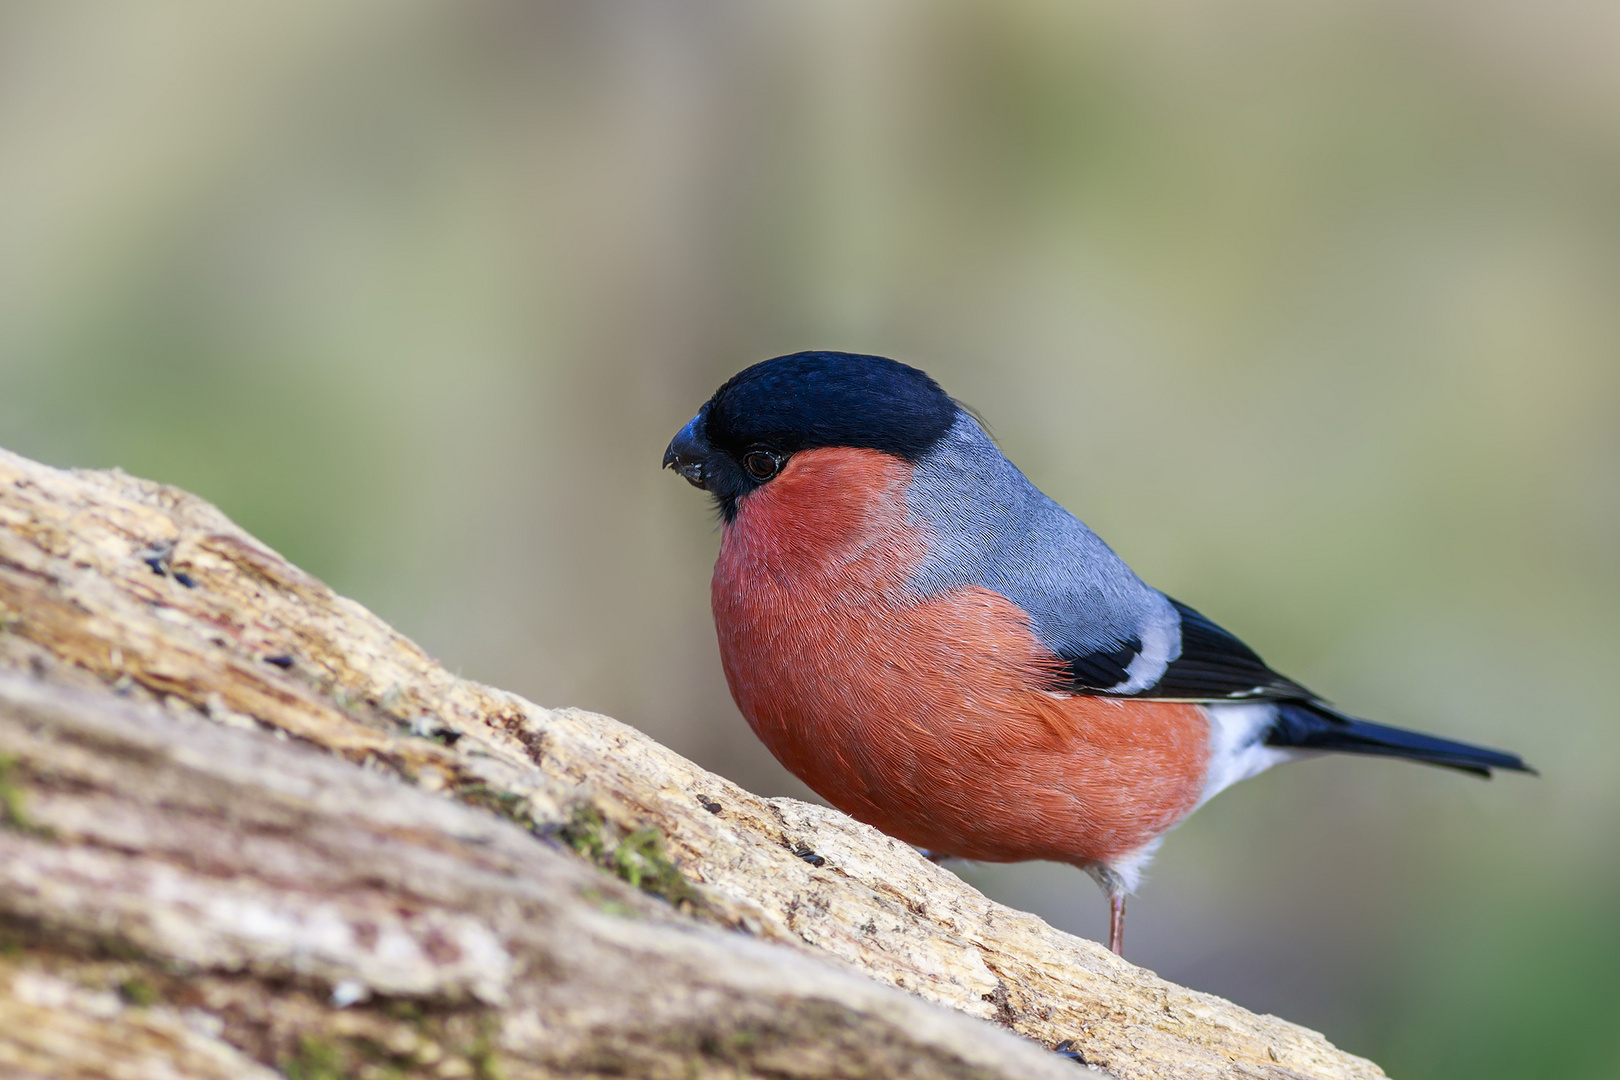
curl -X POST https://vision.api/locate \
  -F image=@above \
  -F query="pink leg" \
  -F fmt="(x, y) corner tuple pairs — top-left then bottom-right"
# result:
(1108, 893), (1126, 956)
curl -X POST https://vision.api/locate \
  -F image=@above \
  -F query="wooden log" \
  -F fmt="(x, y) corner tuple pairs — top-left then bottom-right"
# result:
(0, 447), (1385, 1079)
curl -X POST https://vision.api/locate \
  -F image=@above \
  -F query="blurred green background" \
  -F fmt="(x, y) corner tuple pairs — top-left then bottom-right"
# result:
(2, 2), (1616, 1074)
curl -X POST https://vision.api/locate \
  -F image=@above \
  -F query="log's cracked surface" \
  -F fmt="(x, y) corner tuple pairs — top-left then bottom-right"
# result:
(0, 446), (1386, 1080)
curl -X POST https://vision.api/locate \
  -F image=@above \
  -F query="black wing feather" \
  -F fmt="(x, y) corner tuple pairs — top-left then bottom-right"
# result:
(1053, 599), (1308, 699)
(1054, 596), (1535, 777)
(1064, 635), (1141, 691)
(1140, 598), (1313, 701)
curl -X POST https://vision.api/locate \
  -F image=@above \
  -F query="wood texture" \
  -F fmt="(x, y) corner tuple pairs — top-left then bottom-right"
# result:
(0, 446), (1386, 1080)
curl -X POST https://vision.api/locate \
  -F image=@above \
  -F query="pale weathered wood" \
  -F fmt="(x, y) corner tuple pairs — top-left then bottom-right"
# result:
(0, 446), (1385, 1079)
(0, 675), (1082, 1080)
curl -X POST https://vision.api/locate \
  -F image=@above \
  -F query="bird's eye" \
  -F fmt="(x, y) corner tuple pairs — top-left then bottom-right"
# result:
(743, 451), (780, 480)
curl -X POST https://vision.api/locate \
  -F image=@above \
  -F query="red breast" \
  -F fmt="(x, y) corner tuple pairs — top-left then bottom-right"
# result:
(712, 446), (1211, 867)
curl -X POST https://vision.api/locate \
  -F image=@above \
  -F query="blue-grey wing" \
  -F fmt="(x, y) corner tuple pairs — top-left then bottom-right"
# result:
(905, 413), (1310, 701)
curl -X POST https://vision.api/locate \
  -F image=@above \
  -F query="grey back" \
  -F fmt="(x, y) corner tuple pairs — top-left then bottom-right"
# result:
(904, 414), (1182, 693)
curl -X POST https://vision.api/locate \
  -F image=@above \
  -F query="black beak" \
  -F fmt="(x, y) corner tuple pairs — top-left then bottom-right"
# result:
(663, 416), (709, 489)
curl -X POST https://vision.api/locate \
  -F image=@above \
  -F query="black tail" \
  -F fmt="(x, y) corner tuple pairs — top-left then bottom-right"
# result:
(1266, 702), (1536, 779)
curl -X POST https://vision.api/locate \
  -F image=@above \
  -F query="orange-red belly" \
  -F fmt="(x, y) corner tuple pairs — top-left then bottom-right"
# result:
(711, 447), (1210, 867)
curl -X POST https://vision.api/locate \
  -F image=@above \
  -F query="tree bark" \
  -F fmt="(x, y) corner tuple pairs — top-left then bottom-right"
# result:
(0, 447), (1385, 1080)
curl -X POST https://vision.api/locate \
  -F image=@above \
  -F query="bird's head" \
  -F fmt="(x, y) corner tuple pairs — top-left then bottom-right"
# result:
(663, 352), (958, 521)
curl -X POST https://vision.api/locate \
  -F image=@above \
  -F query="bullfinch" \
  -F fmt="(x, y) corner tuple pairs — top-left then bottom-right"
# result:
(663, 351), (1532, 955)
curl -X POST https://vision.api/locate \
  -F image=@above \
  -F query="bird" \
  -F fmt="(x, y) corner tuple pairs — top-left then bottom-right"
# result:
(663, 351), (1533, 956)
